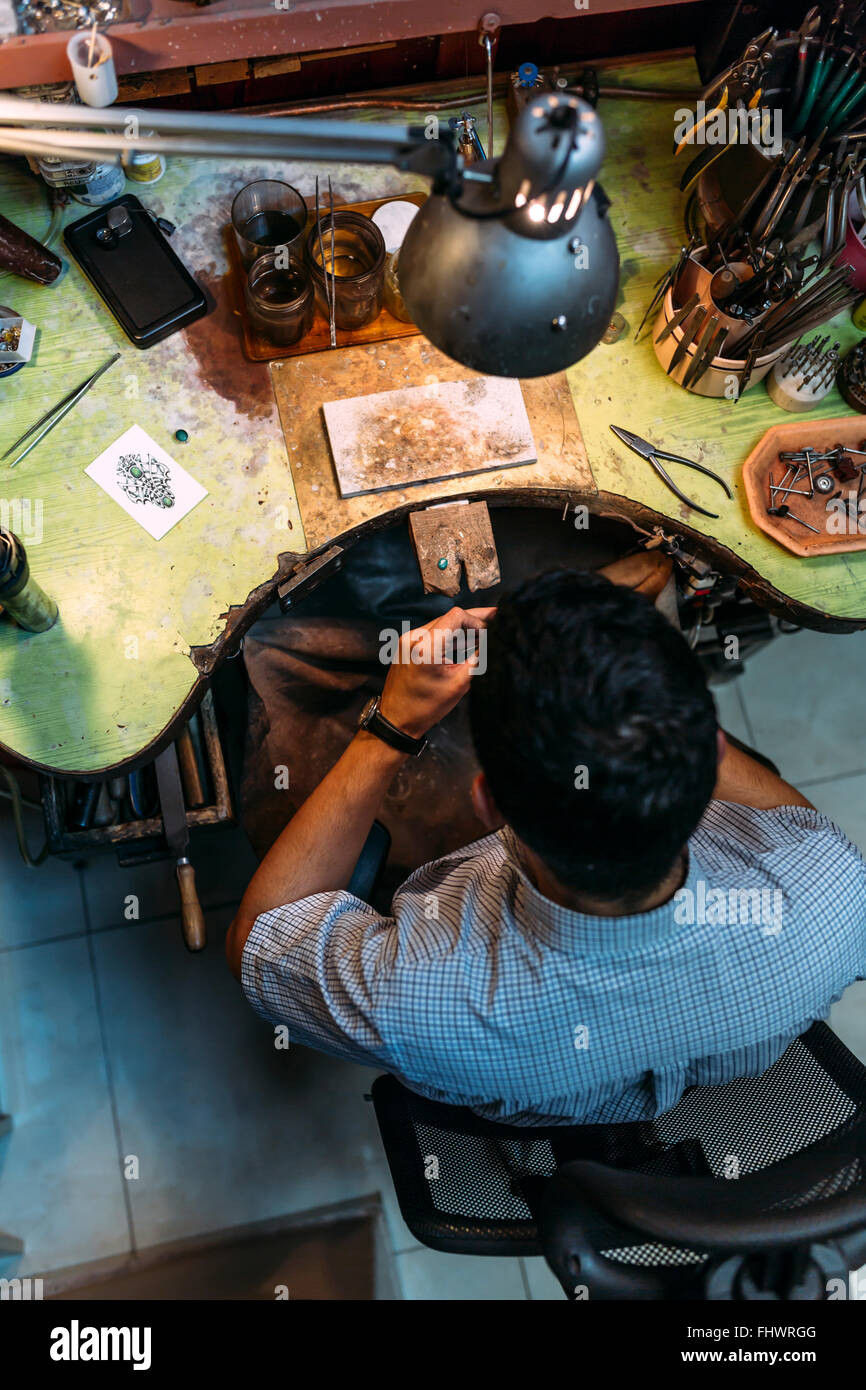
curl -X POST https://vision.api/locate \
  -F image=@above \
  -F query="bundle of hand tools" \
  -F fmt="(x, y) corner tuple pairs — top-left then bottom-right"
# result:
(643, 233), (858, 396)
(682, 5), (866, 253)
(643, 5), (866, 396)
(768, 335), (841, 409)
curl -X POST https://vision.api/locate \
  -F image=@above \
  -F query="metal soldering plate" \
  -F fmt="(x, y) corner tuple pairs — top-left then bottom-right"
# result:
(322, 376), (537, 498)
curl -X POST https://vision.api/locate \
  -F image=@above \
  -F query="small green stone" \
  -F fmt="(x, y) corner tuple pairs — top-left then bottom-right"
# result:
(175, 429), (189, 443)
(130, 465), (142, 477)
(437, 557), (448, 570)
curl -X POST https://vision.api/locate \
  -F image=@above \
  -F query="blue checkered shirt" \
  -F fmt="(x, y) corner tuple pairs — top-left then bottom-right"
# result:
(241, 801), (866, 1124)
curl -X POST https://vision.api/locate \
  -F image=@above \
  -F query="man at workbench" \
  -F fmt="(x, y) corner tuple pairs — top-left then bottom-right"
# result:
(226, 570), (866, 1125)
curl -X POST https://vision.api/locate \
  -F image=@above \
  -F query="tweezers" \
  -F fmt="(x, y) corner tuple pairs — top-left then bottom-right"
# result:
(3, 352), (120, 468)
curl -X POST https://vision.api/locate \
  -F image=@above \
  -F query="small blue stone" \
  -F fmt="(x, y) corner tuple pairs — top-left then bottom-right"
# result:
(437, 557), (448, 570)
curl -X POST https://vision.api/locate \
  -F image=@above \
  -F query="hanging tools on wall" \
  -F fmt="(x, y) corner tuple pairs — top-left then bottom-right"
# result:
(448, 112), (486, 164)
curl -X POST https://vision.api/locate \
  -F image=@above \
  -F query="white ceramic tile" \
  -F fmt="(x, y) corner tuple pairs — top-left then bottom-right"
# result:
(81, 823), (259, 930)
(91, 909), (414, 1251)
(0, 803), (86, 949)
(394, 1245), (527, 1300)
(711, 680), (753, 747)
(733, 629), (866, 786)
(806, 771), (866, 857)
(830, 981), (866, 1067)
(521, 1254), (568, 1300)
(0, 937), (129, 1275)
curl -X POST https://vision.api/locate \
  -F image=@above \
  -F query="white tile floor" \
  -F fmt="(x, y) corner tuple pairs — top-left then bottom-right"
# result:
(1, 625), (865, 1300)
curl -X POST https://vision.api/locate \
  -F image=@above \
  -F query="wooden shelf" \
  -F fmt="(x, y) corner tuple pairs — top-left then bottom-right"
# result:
(0, 0), (695, 90)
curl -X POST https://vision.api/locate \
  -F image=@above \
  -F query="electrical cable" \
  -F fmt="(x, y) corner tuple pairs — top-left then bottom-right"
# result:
(0, 767), (49, 867)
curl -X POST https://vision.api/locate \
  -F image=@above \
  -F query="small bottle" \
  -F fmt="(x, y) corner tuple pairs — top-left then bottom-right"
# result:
(27, 84), (125, 206)
(0, 529), (59, 633)
(123, 132), (166, 186)
(70, 161), (126, 206)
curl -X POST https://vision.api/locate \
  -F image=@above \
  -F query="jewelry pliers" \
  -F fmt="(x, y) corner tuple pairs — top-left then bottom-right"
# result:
(609, 425), (733, 520)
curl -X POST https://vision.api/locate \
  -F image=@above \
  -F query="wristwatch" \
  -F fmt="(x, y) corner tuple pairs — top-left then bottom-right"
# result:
(357, 695), (428, 756)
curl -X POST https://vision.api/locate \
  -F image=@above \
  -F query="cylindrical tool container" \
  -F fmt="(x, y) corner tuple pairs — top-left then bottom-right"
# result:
(305, 210), (386, 329)
(0, 529), (59, 633)
(66, 31), (118, 108)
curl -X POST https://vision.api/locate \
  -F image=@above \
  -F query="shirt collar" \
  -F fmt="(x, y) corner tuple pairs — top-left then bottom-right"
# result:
(498, 826), (702, 954)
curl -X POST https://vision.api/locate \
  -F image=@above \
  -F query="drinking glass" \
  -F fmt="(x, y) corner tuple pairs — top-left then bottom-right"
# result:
(232, 181), (307, 271)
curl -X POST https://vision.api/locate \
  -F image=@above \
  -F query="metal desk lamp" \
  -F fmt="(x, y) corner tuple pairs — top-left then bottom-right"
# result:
(0, 90), (620, 377)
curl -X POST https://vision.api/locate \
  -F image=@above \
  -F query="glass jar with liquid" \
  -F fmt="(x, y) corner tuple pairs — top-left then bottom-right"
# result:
(244, 253), (315, 347)
(232, 181), (308, 271)
(304, 210), (386, 330)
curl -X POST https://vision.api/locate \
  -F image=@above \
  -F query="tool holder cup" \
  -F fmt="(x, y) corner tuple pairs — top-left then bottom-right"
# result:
(0, 529), (58, 633)
(654, 247), (790, 398)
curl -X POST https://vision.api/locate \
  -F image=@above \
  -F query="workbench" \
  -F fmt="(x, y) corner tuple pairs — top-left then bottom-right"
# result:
(1, 55), (865, 779)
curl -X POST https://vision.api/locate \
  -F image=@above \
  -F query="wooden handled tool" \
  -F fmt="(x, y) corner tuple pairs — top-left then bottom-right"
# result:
(155, 742), (206, 952)
(176, 860), (206, 951)
(176, 723), (206, 807)
(0, 214), (62, 285)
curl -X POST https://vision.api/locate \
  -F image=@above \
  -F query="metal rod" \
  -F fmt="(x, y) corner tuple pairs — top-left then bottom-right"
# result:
(481, 34), (494, 158)
(0, 96), (425, 165)
(7, 353), (120, 468)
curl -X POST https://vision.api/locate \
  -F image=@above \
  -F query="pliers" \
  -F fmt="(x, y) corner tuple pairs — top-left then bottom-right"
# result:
(610, 425), (733, 520)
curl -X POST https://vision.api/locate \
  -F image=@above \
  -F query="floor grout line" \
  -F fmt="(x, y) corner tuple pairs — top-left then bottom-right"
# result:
(79, 872), (138, 1258)
(0, 897), (242, 954)
(799, 766), (866, 790)
(732, 681), (757, 750)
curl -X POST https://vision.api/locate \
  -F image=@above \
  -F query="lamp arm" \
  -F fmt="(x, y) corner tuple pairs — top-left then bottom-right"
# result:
(0, 96), (458, 189)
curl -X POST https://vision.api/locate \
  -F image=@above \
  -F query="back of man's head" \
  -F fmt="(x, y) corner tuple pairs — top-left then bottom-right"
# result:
(468, 569), (718, 903)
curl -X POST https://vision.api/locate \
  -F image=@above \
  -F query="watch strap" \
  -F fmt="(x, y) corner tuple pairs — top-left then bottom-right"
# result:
(360, 697), (427, 756)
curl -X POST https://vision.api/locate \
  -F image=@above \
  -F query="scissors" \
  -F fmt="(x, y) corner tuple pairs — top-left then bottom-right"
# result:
(610, 425), (733, 519)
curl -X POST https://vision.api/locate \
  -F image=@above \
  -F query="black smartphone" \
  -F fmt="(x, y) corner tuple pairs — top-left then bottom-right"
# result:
(63, 195), (207, 348)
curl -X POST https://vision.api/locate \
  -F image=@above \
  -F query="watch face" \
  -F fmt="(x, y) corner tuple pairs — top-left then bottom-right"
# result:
(359, 695), (379, 728)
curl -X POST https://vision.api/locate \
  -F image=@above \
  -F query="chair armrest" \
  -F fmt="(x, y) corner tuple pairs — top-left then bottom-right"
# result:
(544, 1114), (866, 1253)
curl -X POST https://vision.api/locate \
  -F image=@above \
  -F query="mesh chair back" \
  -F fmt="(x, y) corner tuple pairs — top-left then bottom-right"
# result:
(371, 1023), (866, 1280)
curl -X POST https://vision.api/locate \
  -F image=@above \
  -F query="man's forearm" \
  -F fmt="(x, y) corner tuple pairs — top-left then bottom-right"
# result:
(714, 736), (814, 811)
(226, 731), (405, 977)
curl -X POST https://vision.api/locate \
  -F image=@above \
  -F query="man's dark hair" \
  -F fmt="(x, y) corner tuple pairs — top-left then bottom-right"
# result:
(469, 569), (718, 902)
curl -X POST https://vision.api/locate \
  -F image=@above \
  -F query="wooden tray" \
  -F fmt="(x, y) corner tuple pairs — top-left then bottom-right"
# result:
(270, 335), (595, 553)
(228, 191), (426, 363)
(742, 416), (866, 558)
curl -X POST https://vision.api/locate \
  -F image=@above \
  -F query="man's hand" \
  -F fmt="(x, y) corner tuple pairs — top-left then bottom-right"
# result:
(379, 606), (495, 738)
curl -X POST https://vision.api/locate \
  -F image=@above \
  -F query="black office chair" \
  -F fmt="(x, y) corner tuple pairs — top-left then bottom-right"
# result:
(371, 1022), (866, 1299)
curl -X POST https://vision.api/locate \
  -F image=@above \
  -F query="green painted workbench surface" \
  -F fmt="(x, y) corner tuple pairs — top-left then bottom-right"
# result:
(572, 58), (866, 627)
(1, 58), (865, 777)
(0, 123), (431, 775)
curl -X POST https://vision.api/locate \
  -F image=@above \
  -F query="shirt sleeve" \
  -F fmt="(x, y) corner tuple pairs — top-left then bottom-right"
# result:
(697, 799), (866, 974)
(240, 891), (399, 1068)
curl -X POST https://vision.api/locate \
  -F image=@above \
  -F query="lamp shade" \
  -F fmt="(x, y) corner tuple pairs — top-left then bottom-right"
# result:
(399, 93), (620, 377)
